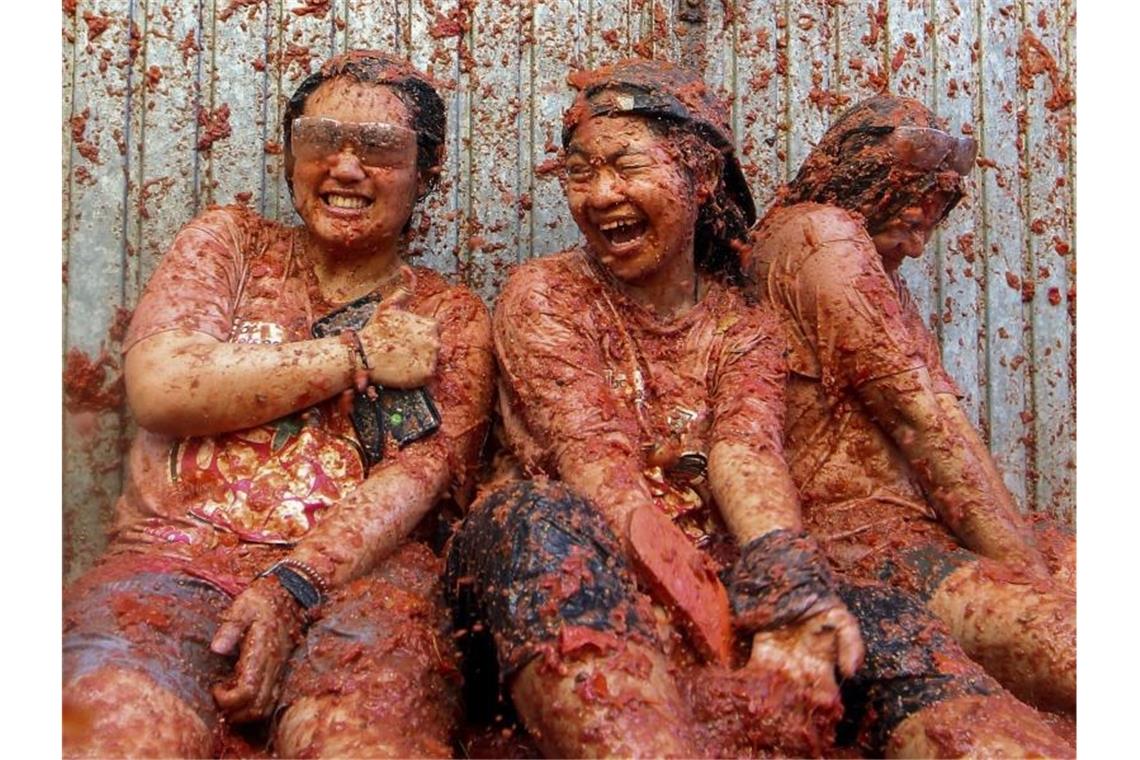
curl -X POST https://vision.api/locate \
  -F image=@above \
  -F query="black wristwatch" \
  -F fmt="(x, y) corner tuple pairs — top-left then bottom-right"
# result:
(258, 560), (328, 610)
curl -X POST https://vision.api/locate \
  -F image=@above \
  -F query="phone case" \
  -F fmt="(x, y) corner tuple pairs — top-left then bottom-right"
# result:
(311, 295), (441, 469)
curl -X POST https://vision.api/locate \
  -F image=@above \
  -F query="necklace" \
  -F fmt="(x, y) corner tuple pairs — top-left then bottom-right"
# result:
(293, 229), (406, 306)
(596, 279), (710, 485)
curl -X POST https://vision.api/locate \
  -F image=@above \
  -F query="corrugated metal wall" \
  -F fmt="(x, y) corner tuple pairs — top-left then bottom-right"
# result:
(62, 0), (1076, 579)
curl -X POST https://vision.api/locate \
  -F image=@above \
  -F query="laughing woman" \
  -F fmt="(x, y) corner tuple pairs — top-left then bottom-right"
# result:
(447, 59), (863, 758)
(62, 51), (493, 758)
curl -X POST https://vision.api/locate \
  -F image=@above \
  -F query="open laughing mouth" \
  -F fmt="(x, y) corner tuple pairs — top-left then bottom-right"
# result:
(321, 192), (372, 211)
(598, 217), (648, 251)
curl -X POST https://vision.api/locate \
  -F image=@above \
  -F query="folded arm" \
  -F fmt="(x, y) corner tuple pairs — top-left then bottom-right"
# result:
(211, 288), (493, 721)
(125, 330), (355, 438)
(291, 287), (494, 586)
(124, 208), (439, 438)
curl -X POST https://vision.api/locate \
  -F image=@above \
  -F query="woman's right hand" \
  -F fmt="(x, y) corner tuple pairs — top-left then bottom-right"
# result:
(358, 307), (441, 388)
(744, 605), (864, 703)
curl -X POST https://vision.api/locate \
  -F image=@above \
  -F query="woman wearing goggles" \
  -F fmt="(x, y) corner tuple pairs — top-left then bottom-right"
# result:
(63, 51), (493, 758)
(742, 95), (1074, 755)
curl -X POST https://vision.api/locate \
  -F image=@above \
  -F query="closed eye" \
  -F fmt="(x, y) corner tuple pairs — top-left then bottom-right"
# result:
(614, 156), (653, 174)
(564, 161), (592, 181)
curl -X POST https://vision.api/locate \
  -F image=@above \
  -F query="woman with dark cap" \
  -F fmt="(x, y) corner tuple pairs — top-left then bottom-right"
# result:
(445, 58), (864, 758)
(62, 51), (493, 757)
(741, 95), (1076, 753)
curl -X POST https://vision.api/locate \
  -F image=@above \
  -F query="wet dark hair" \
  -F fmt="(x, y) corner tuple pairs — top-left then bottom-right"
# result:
(643, 119), (749, 286)
(282, 51), (446, 197)
(782, 95), (965, 233)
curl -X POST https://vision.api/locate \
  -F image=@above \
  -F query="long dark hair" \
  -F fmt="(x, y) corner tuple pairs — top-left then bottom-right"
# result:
(644, 119), (750, 286)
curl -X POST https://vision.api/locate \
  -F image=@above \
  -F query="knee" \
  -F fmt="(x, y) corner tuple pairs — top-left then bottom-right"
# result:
(924, 558), (1076, 712)
(444, 479), (651, 680)
(275, 691), (456, 758)
(887, 693), (1073, 758)
(446, 480), (612, 572)
(509, 639), (695, 758)
(63, 666), (212, 758)
(1028, 514), (1076, 587)
(445, 479), (630, 599)
(836, 583), (999, 755)
(925, 556), (1076, 647)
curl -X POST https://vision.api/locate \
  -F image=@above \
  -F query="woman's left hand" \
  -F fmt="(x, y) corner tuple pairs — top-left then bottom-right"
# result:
(745, 605), (864, 701)
(210, 576), (305, 723)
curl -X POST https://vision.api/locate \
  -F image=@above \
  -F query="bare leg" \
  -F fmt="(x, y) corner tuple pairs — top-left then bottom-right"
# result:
(927, 559), (1076, 712)
(63, 666), (212, 758)
(510, 641), (695, 758)
(276, 688), (453, 758)
(888, 693), (1074, 758)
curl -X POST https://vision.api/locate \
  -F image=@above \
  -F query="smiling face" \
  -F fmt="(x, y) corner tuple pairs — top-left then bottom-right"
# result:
(564, 115), (706, 285)
(289, 77), (420, 253)
(869, 190), (955, 269)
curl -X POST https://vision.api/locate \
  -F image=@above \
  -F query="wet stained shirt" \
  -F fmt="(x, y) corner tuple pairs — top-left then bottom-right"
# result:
(112, 205), (492, 557)
(493, 249), (788, 547)
(743, 203), (964, 569)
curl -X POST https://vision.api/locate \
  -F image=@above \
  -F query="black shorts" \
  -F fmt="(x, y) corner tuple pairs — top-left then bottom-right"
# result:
(444, 480), (655, 683)
(837, 582), (999, 753)
(445, 480), (1000, 754)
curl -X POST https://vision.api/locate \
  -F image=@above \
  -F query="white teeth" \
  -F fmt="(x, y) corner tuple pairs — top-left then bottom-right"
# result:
(326, 194), (369, 209)
(600, 219), (641, 231)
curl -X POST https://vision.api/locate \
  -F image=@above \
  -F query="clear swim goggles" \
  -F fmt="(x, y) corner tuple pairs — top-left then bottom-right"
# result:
(889, 125), (977, 175)
(290, 117), (417, 168)
(841, 124), (977, 175)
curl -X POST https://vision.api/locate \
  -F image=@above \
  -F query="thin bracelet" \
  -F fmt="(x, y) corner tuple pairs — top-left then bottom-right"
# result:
(344, 329), (372, 370)
(340, 331), (360, 378)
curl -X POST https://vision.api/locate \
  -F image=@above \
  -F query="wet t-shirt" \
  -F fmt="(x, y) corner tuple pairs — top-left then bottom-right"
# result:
(494, 249), (787, 553)
(112, 205), (491, 559)
(743, 203), (963, 572)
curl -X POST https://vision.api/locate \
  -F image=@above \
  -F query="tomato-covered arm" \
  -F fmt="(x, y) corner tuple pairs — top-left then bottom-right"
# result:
(493, 261), (655, 541)
(287, 287), (495, 585)
(705, 299), (863, 678)
(774, 207), (1045, 571)
(124, 208), (440, 438)
(706, 304), (802, 543)
(210, 285), (494, 721)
